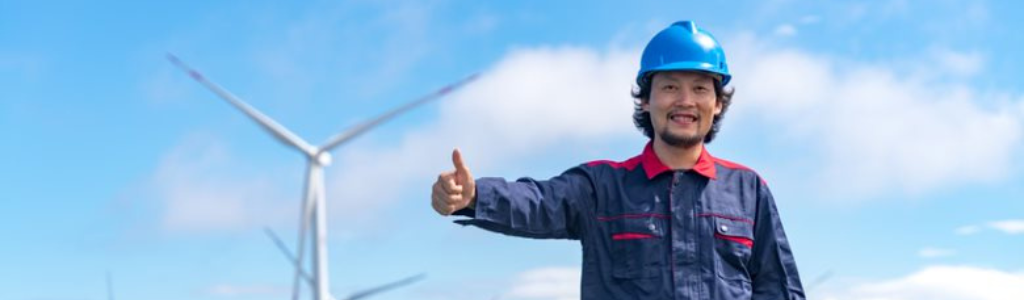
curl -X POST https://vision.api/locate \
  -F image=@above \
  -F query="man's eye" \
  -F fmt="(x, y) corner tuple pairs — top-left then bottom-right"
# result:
(661, 85), (678, 91)
(694, 86), (711, 93)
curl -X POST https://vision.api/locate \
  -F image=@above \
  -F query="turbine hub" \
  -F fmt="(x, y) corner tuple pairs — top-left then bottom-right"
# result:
(316, 152), (333, 166)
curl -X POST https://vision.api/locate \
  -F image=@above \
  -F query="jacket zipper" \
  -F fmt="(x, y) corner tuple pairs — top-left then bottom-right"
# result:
(669, 172), (678, 299)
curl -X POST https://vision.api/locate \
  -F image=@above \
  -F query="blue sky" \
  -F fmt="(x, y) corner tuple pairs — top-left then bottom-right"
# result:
(2, 0), (1023, 299)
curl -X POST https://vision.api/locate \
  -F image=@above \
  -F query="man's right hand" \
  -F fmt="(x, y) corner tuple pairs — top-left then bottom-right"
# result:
(431, 148), (477, 216)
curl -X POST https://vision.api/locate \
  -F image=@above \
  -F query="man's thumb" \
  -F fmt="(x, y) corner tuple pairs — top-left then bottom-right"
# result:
(452, 148), (469, 175)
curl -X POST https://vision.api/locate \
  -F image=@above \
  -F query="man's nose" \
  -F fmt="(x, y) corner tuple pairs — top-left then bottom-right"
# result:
(672, 89), (697, 107)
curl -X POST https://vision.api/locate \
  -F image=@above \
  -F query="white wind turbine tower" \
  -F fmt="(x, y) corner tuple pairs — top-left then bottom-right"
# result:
(168, 54), (478, 300)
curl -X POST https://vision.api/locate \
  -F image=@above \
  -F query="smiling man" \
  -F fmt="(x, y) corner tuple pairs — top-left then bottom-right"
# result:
(431, 20), (804, 299)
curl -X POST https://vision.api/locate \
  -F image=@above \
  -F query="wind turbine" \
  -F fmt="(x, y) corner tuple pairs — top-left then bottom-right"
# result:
(106, 271), (114, 300)
(168, 54), (479, 300)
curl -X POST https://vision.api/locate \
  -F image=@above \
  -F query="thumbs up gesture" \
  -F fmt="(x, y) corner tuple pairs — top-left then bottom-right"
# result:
(432, 148), (477, 216)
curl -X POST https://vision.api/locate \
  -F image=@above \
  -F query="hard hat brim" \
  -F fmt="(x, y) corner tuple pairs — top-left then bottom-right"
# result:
(636, 61), (732, 86)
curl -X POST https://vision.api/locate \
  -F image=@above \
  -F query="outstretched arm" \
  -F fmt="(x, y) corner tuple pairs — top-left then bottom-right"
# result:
(430, 148), (592, 239)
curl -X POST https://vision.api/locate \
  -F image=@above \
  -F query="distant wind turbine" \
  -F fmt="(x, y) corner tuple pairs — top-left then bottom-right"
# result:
(168, 54), (478, 300)
(806, 269), (834, 292)
(106, 271), (114, 300)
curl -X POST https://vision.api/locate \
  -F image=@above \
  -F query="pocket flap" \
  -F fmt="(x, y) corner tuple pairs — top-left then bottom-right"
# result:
(713, 217), (754, 238)
(605, 217), (666, 279)
(714, 217), (754, 248)
(608, 217), (665, 240)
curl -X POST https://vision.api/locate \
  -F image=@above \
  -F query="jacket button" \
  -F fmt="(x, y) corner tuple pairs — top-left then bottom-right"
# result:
(720, 225), (729, 232)
(648, 223), (657, 231)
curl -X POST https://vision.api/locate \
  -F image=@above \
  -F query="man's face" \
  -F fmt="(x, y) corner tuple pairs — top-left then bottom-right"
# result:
(643, 71), (722, 148)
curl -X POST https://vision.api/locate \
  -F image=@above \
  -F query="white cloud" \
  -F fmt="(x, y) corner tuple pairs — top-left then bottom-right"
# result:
(799, 15), (821, 25)
(442, 46), (639, 148)
(324, 46), (640, 226)
(151, 133), (294, 233)
(953, 220), (1024, 236)
(918, 247), (956, 258)
(727, 32), (1024, 199)
(955, 225), (981, 236)
(988, 220), (1024, 235)
(818, 266), (1024, 300)
(774, 24), (798, 37)
(930, 48), (984, 78)
(504, 267), (580, 300)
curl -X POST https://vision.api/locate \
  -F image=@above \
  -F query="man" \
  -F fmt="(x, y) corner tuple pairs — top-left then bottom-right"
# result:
(431, 20), (804, 299)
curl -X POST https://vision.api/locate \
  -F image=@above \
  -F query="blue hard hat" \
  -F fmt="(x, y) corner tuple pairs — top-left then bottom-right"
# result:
(637, 21), (731, 86)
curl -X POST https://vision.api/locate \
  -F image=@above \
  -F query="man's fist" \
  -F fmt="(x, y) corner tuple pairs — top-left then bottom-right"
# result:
(431, 148), (476, 215)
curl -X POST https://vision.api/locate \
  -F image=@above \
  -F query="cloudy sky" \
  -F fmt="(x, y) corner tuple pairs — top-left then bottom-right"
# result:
(2, 0), (1022, 299)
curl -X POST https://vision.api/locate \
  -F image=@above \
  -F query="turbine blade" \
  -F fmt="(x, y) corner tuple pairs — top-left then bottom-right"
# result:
(318, 73), (481, 153)
(806, 269), (834, 292)
(166, 54), (317, 157)
(264, 227), (316, 285)
(343, 273), (426, 300)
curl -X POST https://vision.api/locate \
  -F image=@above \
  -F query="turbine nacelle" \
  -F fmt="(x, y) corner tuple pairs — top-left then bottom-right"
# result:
(314, 151), (333, 166)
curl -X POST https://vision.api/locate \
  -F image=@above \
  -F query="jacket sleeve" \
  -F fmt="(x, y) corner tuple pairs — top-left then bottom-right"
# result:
(452, 166), (594, 240)
(749, 181), (805, 299)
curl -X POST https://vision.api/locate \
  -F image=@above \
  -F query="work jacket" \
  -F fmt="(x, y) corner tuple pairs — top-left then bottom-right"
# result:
(455, 142), (805, 299)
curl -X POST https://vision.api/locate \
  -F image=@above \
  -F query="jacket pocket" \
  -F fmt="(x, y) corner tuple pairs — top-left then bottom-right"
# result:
(712, 217), (754, 282)
(607, 217), (666, 279)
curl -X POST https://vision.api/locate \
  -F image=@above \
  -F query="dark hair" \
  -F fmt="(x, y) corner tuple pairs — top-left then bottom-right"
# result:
(631, 73), (735, 143)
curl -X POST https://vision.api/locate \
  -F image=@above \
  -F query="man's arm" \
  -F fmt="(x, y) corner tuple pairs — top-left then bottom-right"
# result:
(452, 171), (592, 239)
(749, 182), (805, 299)
(430, 148), (592, 239)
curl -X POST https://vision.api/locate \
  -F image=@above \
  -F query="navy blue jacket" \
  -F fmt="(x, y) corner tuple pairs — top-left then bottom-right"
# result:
(455, 142), (804, 299)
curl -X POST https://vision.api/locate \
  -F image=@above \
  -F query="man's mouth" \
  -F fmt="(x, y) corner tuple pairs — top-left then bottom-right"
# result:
(669, 111), (698, 124)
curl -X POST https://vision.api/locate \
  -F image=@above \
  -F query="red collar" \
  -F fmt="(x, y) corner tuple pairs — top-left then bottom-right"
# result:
(640, 141), (717, 180)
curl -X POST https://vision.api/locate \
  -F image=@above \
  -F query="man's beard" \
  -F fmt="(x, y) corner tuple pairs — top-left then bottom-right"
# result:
(659, 128), (704, 148)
